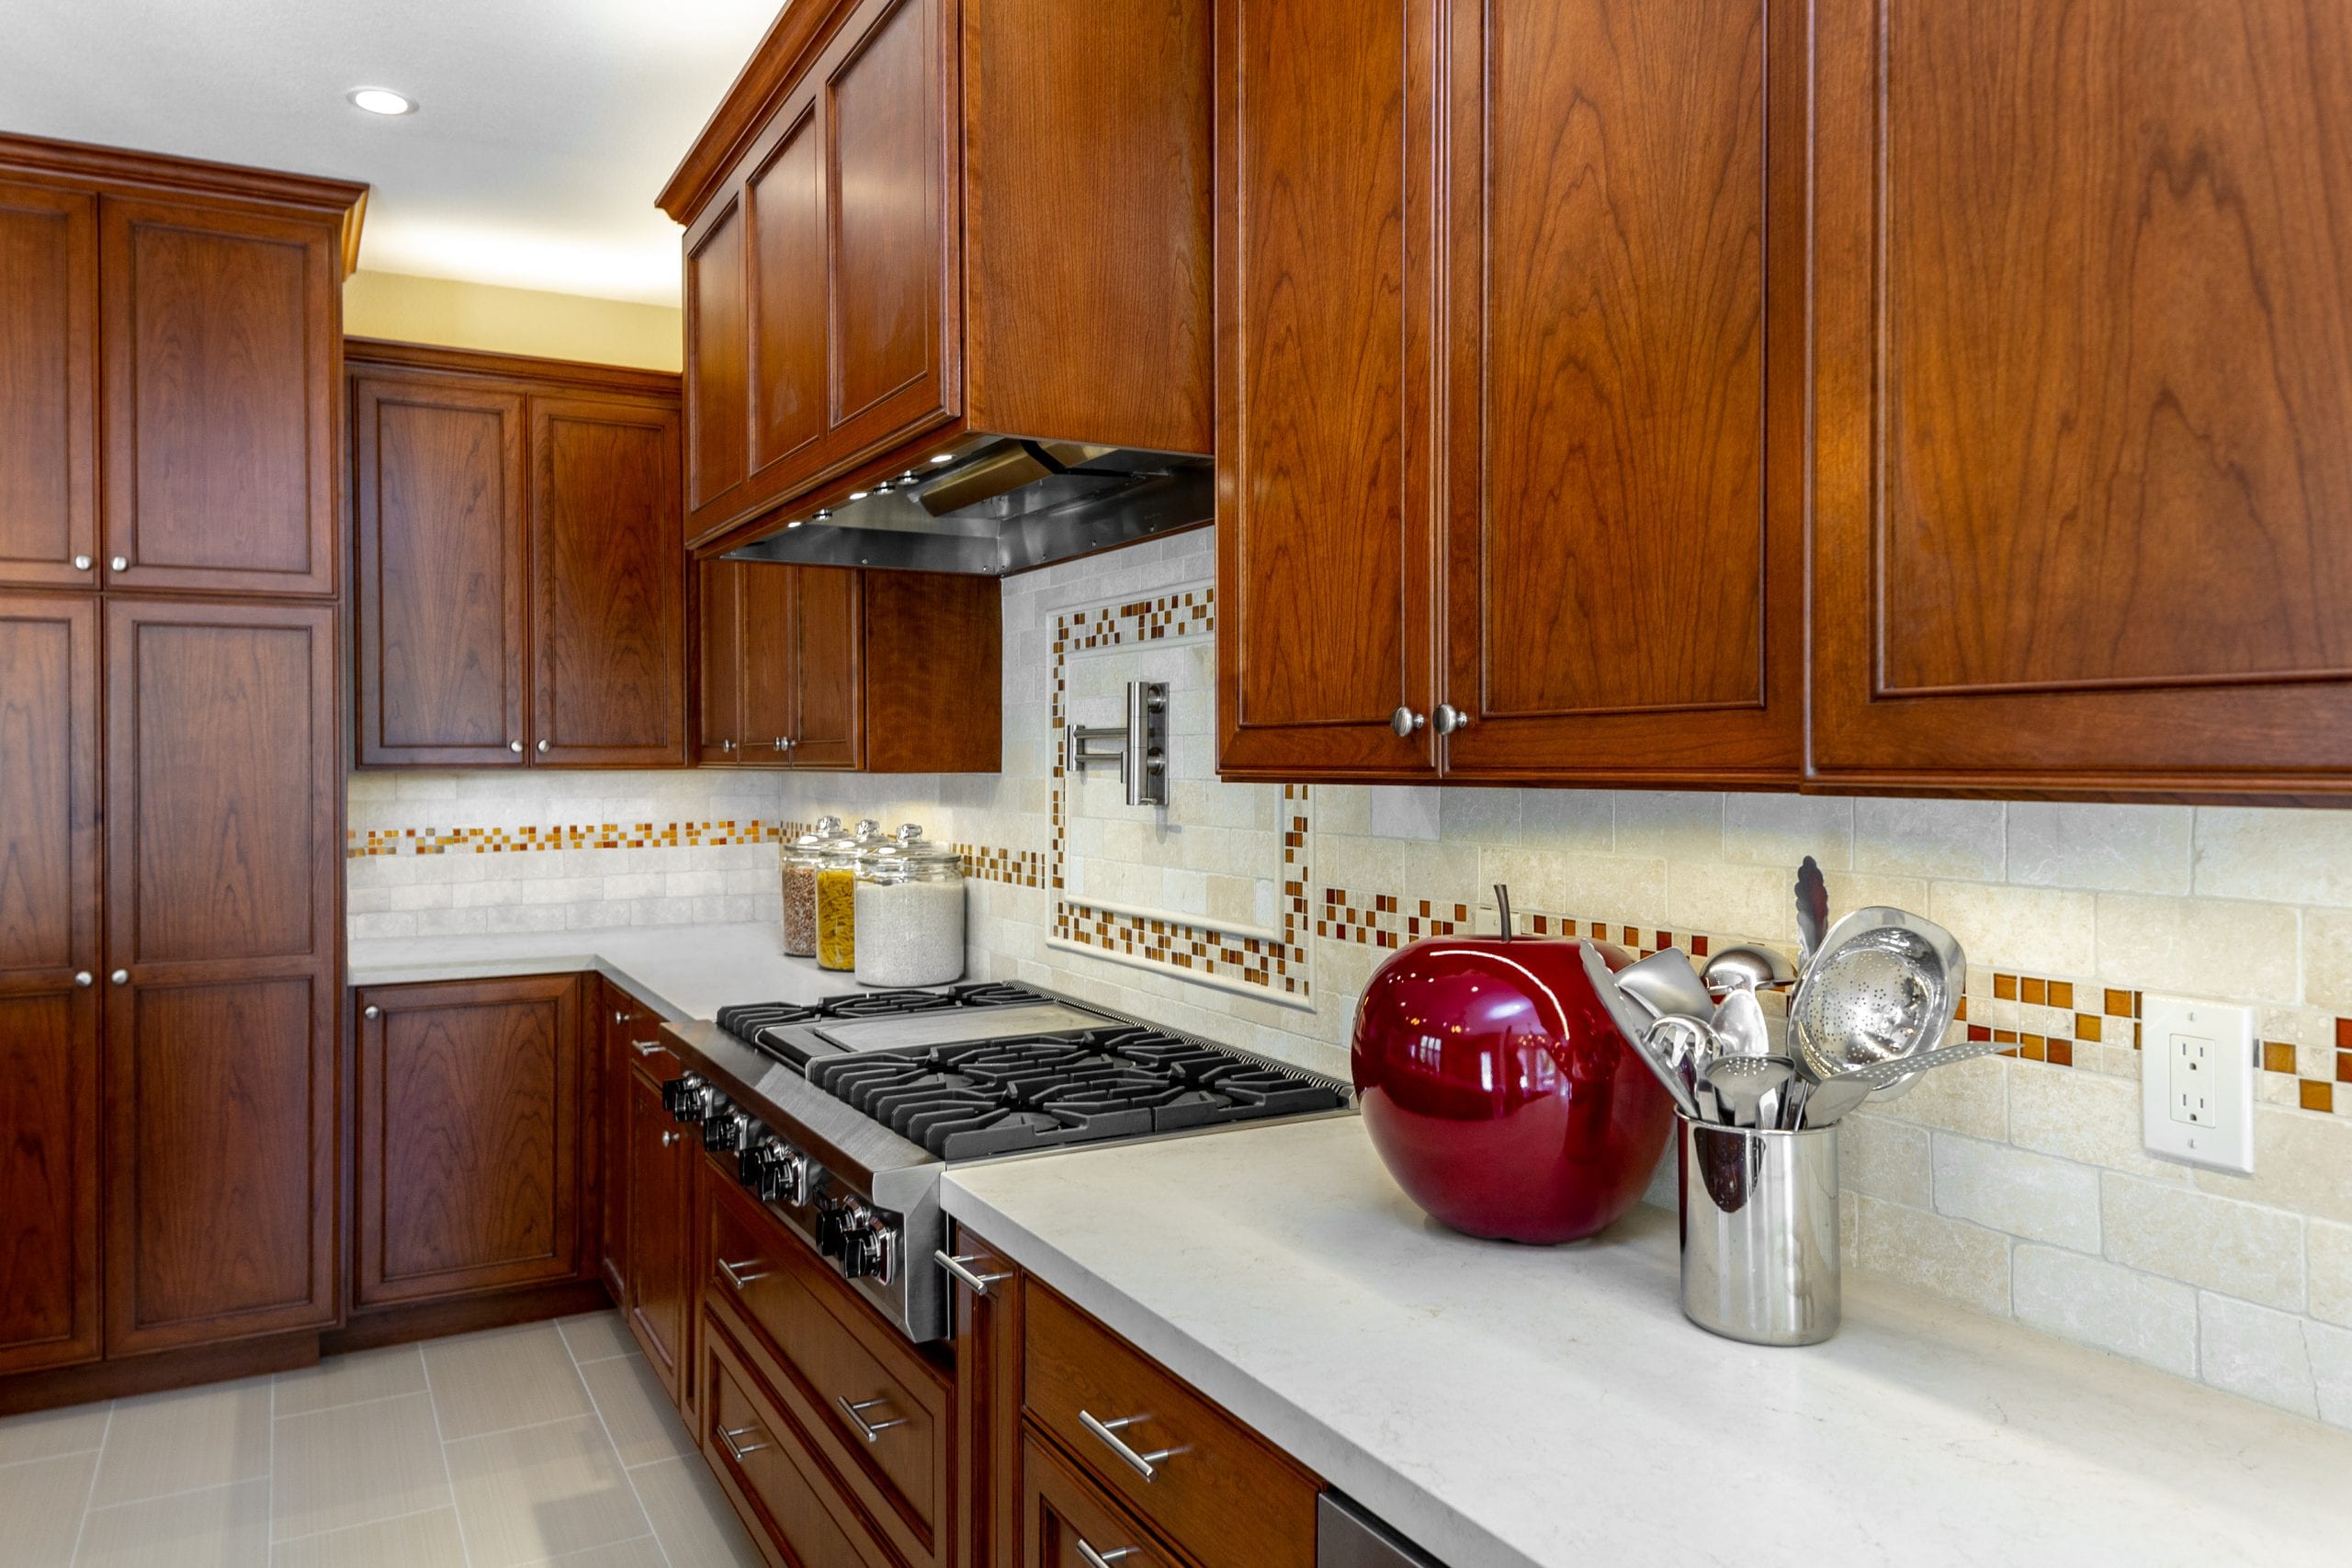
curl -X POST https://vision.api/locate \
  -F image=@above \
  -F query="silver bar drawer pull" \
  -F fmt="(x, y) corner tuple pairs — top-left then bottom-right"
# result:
(717, 1258), (772, 1292)
(630, 1039), (667, 1058)
(718, 1422), (770, 1462)
(1078, 1410), (1186, 1482)
(837, 1395), (909, 1443)
(1078, 1543), (1138, 1568)
(934, 1250), (1012, 1295)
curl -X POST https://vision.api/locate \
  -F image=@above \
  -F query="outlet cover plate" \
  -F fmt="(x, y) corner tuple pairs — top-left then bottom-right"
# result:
(2140, 994), (2256, 1174)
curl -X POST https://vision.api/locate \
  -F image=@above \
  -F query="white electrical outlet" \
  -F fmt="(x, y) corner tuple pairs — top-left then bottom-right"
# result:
(2140, 995), (2255, 1174)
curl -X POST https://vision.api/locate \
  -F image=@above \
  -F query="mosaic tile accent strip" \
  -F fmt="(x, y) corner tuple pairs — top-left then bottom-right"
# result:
(957, 842), (1046, 889)
(347, 820), (796, 856)
(1049, 588), (1308, 997)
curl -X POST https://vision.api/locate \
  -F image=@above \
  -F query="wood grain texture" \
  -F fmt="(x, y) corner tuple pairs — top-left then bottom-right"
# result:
(702, 1315), (899, 1568)
(859, 570), (1000, 773)
(948, 1224), (1024, 1568)
(1809, 0), (2352, 795)
(1216, 0), (1438, 779)
(623, 1066), (692, 1402)
(598, 981), (665, 1303)
(695, 558), (748, 763)
(748, 99), (830, 477)
(351, 371), (528, 766)
(786, 564), (864, 770)
(830, 0), (947, 424)
(355, 975), (586, 1308)
(1021, 1432), (1179, 1568)
(530, 394), (687, 765)
(685, 195), (750, 528)
(963, 0), (1213, 455)
(0, 132), (367, 271)
(0, 989), (99, 1375)
(740, 560), (798, 761)
(0, 181), (97, 588)
(100, 194), (341, 596)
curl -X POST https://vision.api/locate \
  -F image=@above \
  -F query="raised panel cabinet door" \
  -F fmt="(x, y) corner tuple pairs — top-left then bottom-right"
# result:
(0, 180), (97, 589)
(1022, 1435), (1179, 1568)
(684, 190), (750, 538)
(695, 558), (747, 764)
(0, 595), (100, 1373)
(99, 195), (341, 596)
(747, 90), (830, 480)
(786, 565), (862, 769)
(1215, 0), (1439, 780)
(529, 393), (688, 765)
(1809, 0), (2352, 797)
(1438, 0), (1802, 787)
(624, 1066), (691, 1400)
(355, 976), (585, 1307)
(103, 598), (337, 1353)
(739, 560), (798, 764)
(825, 0), (959, 449)
(352, 372), (529, 767)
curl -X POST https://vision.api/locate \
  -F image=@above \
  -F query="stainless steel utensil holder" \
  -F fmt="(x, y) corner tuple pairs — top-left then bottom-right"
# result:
(1678, 1118), (1840, 1347)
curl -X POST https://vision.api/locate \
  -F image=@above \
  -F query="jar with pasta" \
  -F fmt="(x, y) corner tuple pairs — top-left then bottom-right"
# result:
(816, 818), (882, 971)
(852, 824), (967, 987)
(779, 816), (847, 958)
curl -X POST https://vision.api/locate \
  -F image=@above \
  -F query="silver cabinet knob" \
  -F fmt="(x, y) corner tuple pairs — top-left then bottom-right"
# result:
(536, 739), (549, 753)
(772, 738), (787, 751)
(508, 739), (523, 753)
(74, 970), (93, 987)
(108, 556), (128, 572)
(661, 1130), (681, 1147)
(363, 1005), (381, 1020)
(1433, 704), (1472, 735)
(1389, 705), (1426, 738)
(73, 555), (92, 570)
(109, 969), (129, 986)
(719, 738), (737, 753)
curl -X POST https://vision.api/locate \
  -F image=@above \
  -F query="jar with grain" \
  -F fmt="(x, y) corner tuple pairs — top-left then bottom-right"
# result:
(779, 815), (847, 958)
(816, 818), (883, 971)
(853, 824), (967, 987)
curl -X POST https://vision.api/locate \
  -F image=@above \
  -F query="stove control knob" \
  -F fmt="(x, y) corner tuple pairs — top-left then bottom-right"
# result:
(743, 1139), (810, 1205)
(842, 1224), (898, 1284)
(703, 1103), (750, 1154)
(815, 1195), (868, 1260)
(662, 1073), (706, 1122)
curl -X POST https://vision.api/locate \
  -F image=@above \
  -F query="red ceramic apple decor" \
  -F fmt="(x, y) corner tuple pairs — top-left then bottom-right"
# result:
(1351, 892), (1673, 1244)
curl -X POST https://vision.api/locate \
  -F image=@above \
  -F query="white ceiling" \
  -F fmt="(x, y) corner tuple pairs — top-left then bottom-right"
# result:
(4, 0), (784, 305)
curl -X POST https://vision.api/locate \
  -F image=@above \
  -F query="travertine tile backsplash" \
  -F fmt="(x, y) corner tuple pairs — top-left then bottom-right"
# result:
(349, 525), (2352, 1430)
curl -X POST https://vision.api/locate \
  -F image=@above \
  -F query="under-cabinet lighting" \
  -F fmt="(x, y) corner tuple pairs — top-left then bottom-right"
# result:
(848, 491), (869, 501)
(348, 86), (418, 116)
(930, 453), (954, 464)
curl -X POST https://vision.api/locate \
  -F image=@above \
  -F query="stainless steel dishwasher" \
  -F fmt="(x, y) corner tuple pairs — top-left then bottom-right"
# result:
(1319, 1493), (1446, 1567)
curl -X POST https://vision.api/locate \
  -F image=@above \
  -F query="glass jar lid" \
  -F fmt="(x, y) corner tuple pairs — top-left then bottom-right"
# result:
(821, 818), (886, 869)
(783, 814), (848, 866)
(854, 823), (964, 884)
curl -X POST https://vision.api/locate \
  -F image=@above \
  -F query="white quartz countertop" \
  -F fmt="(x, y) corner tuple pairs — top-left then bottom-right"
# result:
(347, 922), (843, 1020)
(942, 1117), (2352, 1568)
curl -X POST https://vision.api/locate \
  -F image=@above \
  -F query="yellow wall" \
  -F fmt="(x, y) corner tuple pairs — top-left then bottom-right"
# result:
(343, 270), (682, 372)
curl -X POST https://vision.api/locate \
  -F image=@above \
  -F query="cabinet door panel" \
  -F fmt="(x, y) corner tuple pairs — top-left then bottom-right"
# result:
(1216, 0), (1436, 778)
(828, 0), (956, 440)
(1440, 0), (1800, 784)
(100, 195), (339, 596)
(788, 565), (862, 769)
(1023, 1435), (1180, 1568)
(740, 560), (798, 762)
(749, 97), (830, 475)
(0, 180), (97, 589)
(624, 1068), (690, 1399)
(685, 194), (749, 531)
(696, 558), (746, 764)
(531, 395), (687, 765)
(356, 976), (584, 1306)
(1810, 0), (2352, 795)
(353, 374), (528, 766)
(0, 992), (99, 1372)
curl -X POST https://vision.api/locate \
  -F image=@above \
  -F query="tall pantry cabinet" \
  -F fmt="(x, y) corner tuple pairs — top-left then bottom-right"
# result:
(0, 134), (361, 1392)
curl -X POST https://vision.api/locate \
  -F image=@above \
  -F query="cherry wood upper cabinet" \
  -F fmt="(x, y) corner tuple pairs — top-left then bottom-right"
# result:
(662, 0), (1210, 551)
(102, 598), (338, 1354)
(354, 976), (590, 1308)
(1806, 0), (2352, 800)
(0, 596), (101, 1374)
(696, 558), (804, 765)
(695, 559), (752, 764)
(348, 342), (686, 770)
(530, 393), (688, 765)
(0, 182), (97, 590)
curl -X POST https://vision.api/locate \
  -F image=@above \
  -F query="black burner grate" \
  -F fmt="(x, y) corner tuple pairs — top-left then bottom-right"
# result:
(717, 981), (1058, 1049)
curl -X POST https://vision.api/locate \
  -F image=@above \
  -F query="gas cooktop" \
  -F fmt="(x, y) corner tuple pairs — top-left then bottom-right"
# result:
(718, 980), (1131, 1065)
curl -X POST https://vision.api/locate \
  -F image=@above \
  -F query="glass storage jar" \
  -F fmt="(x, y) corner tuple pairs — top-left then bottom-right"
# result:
(779, 815), (847, 958)
(816, 818), (883, 971)
(853, 824), (967, 987)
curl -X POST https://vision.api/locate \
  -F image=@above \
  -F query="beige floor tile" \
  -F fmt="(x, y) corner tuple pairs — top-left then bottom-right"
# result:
(86, 1376), (271, 1507)
(424, 1323), (594, 1440)
(556, 1313), (639, 1364)
(520, 1537), (670, 1567)
(271, 1506), (470, 1568)
(446, 1414), (650, 1568)
(0, 1401), (110, 1466)
(0, 1450), (96, 1568)
(631, 1454), (763, 1568)
(274, 1343), (429, 1417)
(580, 1354), (693, 1466)
(273, 1389), (454, 1541)
(74, 1477), (269, 1568)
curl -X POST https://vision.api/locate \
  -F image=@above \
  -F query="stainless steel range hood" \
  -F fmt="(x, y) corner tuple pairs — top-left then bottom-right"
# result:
(722, 432), (1213, 577)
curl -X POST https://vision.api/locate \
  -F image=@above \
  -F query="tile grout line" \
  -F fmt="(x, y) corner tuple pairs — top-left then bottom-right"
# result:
(63, 1399), (111, 1566)
(80, 1473), (270, 1517)
(417, 1343), (481, 1568)
(269, 1497), (467, 1550)
(564, 1316), (679, 1568)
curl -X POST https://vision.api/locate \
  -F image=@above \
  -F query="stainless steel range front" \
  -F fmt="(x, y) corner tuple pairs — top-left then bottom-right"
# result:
(658, 981), (1352, 1341)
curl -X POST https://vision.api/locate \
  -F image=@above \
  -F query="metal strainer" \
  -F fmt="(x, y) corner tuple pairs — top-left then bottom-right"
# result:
(1788, 908), (1965, 1086)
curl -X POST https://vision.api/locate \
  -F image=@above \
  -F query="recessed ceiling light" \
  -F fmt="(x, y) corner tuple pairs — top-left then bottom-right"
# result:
(348, 87), (417, 117)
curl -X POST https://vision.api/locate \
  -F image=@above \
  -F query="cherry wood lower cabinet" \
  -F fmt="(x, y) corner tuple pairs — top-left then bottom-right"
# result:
(623, 1056), (697, 1410)
(1023, 1433), (1181, 1568)
(601, 981), (675, 1301)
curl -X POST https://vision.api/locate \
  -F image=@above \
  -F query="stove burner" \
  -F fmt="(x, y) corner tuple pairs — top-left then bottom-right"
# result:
(714, 1000), (827, 1039)
(807, 1026), (1350, 1159)
(717, 981), (1058, 1050)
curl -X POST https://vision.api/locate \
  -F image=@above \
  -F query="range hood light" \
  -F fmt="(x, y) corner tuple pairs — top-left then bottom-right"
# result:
(930, 453), (955, 464)
(785, 517), (804, 529)
(848, 490), (869, 502)
(813, 508), (831, 521)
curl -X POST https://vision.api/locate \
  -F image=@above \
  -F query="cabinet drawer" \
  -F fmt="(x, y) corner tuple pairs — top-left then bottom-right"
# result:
(703, 1315), (893, 1568)
(1023, 1284), (1318, 1568)
(1023, 1432), (1180, 1568)
(706, 1171), (948, 1562)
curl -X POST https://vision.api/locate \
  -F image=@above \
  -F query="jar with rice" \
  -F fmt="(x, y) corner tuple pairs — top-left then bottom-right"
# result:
(816, 818), (883, 971)
(853, 824), (967, 987)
